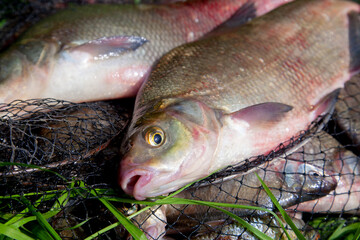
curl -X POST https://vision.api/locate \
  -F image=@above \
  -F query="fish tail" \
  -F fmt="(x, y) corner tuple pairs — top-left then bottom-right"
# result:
(349, 11), (360, 74)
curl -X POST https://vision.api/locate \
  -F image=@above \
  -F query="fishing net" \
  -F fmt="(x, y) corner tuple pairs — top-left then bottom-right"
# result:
(0, 92), (358, 240)
(0, 98), (134, 239)
(0, 1), (360, 240)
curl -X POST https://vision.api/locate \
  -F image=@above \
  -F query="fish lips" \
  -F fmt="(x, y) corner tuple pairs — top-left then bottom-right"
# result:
(119, 157), (185, 200)
(118, 162), (154, 200)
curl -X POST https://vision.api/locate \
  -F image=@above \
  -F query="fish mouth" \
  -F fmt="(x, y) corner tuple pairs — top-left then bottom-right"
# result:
(119, 167), (154, 200)
(119, 159), (186, 200)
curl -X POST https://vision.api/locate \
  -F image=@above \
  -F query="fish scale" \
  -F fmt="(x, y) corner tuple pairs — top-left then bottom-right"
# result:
(119, 0), (360, 200)
(138, 0), (352, 114)
(2, 0), (289, 104)
(20, 5), (187, 63)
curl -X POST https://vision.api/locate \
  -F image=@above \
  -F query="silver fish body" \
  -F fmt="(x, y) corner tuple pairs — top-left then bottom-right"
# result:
(0, 0), (292, 104)
(191, 216), (319, 240)
(290, 132), (360, 214)
(119, 0), (360, 200)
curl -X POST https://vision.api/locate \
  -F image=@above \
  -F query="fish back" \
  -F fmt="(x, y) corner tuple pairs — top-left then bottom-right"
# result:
(138, 0), (359, 115)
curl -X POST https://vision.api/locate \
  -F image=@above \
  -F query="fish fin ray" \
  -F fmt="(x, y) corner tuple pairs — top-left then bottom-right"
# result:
(313, 89), (340, 118)
(66, 35), (148, 61)
(231, 102), (293, 126)
(210, 2), (257, 34)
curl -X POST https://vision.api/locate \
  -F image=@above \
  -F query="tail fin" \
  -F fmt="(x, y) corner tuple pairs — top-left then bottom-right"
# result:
(349, 11), (360, 74)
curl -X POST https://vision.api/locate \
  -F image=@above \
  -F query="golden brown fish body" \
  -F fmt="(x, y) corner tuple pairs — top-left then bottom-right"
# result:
(0, 0), (291, 104)
(119, 0), (360, 200)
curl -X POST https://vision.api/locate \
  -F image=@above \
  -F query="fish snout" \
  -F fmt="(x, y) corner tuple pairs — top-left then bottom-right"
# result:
(320, 172), (338, 194)
(119, 161), (154, 200)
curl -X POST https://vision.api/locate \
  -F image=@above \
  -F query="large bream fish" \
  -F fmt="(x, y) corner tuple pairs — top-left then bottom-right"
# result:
(119, 0), (360, 200)
(0, 0), (291, 104)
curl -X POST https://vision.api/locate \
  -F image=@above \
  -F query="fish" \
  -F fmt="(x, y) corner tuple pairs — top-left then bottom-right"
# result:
(190, 216), (319, 240)
(334, 74), (360, 153)
(0, 0), (292, 104)
(288, 132), (360, 215)
(119, 0), (360, 200)
(133, 158), (336, 239)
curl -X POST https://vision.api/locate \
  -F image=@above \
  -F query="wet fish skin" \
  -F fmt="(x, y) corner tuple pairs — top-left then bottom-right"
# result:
(167, 160), (336, 220)
(0, 0), (292, 104)
(119, 0), (360, 200)
(191, 216), (319, 240)
(335, 74), (360, 152)
(134, 158), (335, 239)
(289, 132), (360, 214)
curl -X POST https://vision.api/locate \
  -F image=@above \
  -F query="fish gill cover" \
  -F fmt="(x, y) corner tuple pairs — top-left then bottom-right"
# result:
(0, 0), (359, 240)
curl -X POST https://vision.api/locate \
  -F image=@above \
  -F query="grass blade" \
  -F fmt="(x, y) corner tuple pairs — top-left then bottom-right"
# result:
(200, 204), (273, 240)
(19, 196), (62, 240)
(25, 221), (54, 240)
(354, 225), (360, 240)
(255, 173), (305, 240)
(62, 218), (91, 231)
(0, 20), (6, 29)
(328, 222), (360, 240)
(98, 199), (146, 240)
(84, 222), (121, 240)
(86, 187), (146, 240)
(0, 223), (34, 240)
(328, 220), (347, 240)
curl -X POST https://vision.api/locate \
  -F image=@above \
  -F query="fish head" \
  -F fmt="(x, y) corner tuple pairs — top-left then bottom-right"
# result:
(0, 39), (57, 103)
(0, 49), (31, 104)
(284, 160), (337, 202)
(0, 50), (24, 85)
(119, 99), (220, 200)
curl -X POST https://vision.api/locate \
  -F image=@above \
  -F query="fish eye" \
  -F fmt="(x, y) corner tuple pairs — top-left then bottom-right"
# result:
(308, 170), (321, 180)
(144, 127), (165, 147)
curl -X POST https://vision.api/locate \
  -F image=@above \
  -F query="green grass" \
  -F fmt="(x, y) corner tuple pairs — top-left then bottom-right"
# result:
(310, 217), (360, 240)
(0, 20), (6, 29)
(0, 183), (293, 240)
(0, 162), (359, 240)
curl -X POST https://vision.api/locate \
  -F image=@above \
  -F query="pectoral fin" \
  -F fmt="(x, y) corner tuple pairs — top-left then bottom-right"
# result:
(312, 89), (340, 118)
(65, 35), (148, 61)
(231, 102), (293, 126)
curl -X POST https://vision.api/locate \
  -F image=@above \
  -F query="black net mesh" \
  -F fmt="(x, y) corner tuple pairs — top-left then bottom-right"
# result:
(0, 1), (360, 240)
(0, 98), (134, 239)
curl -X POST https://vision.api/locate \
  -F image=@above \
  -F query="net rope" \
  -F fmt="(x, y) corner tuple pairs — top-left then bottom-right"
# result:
(0, 1), (359, 239)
